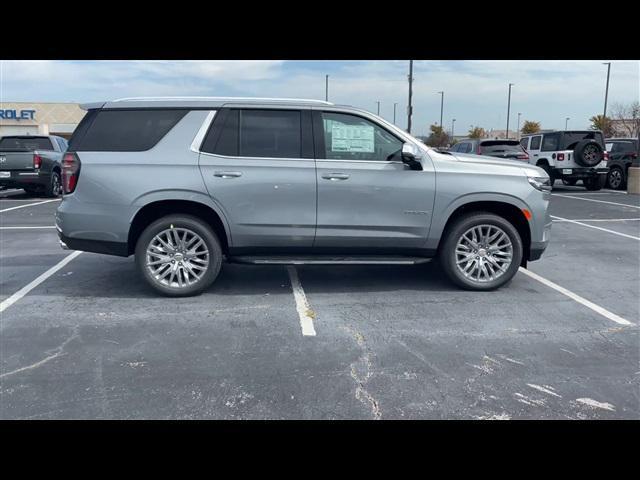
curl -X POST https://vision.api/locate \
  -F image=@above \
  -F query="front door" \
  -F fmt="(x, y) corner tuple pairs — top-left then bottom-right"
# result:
(313, 110), (435, 250)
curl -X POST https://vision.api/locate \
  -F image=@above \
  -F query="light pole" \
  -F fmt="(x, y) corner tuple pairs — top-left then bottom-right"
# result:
(517, 113), (522, 139)
(376, 101), (380, 116)
(565, 117), (570, 130)
(506, 83), (514, 139)
(603, 62), (611, 132)
(437, 91), (444, 128)
(407, 60), (414, 133)
(393, 103), (397, 124)
(451, 118), (456, 140)
(325, 74), (329, 102)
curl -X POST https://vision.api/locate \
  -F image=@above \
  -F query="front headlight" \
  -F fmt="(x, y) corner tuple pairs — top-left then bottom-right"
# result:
(528, 176), (552, 192)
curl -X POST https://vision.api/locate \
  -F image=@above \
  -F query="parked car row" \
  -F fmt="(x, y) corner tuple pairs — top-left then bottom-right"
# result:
(446, 130), (637, 191)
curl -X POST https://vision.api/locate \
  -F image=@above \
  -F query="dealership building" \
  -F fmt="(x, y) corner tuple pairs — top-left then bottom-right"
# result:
(0, 102), (85, 139)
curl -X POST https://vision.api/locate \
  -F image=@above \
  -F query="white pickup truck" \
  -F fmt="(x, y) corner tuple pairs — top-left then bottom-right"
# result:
(520, 130), (609, 190)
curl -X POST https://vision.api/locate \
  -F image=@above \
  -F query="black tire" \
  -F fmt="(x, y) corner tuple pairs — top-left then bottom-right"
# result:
(574, 140), (603, 167)
(562, 178), (577, 186)
(439, 212), (523, 291)
(584, 175), (605, 191)
(606, 166), (625, 190)
(22, 186), (41, 197)
(538, 163), (555, 187)
(43, 170), (62, 198)
(135, 214), (223, 297)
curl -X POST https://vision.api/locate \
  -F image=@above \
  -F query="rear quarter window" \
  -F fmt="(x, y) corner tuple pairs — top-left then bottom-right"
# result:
(73, 109), (188, 151)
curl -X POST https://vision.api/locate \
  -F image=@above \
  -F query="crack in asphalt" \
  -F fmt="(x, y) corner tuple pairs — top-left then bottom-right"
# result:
(344, 325), (381, 420)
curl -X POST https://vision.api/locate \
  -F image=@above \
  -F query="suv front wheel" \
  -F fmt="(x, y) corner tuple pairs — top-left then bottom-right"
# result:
(440, 212), (523, 291)
(135, 214), (223, 297)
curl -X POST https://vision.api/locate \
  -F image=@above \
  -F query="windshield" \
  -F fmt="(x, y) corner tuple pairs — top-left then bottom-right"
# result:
(480, 141), (522, 153)
(0, 136), (53, 151)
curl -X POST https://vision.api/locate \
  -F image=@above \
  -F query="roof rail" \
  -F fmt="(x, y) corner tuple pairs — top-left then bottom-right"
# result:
(110, 96), (333, 105)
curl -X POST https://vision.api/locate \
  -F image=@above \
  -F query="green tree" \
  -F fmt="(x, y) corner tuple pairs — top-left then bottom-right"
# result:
(589, 114), (614, 136)
(521, 120), (541, 135)
(426, 124), (450, 147)
(468, 126), (485, 139)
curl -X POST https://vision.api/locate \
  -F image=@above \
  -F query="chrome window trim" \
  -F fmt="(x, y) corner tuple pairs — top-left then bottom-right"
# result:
(190, 110), (217, 153)
(198, 151), (315, 162)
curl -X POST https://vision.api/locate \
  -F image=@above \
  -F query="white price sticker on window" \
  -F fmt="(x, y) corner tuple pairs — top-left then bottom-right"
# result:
(331, 123), (374, 153)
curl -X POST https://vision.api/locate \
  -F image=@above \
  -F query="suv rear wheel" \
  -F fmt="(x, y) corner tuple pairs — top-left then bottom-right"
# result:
(606, 166), (624, 190)
(135, 214), (223, 297)
(440, 212), (523, 291)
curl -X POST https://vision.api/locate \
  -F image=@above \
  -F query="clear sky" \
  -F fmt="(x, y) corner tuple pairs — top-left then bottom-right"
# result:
(1, 60), (638, 136)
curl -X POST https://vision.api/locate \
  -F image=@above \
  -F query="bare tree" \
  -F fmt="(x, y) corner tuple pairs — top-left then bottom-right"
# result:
(610, 101), (640, 137)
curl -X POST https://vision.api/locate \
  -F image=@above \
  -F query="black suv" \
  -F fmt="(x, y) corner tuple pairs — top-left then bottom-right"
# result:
(449, 138), (529, 161)
(604, 138), (639, 190)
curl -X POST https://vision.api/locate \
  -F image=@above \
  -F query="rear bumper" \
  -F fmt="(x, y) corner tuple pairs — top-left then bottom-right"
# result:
(0, 170), (50, 188)
(551, 167), (608, 178)
(57, 229), (129, 257)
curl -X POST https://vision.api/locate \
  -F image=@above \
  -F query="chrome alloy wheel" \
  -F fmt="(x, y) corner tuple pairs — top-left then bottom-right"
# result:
(454, 224), (513, 283)
(145, 227), (209, 288)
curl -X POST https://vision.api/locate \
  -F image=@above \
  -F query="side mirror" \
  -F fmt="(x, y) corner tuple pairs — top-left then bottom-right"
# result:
(401, 143), (422, 170)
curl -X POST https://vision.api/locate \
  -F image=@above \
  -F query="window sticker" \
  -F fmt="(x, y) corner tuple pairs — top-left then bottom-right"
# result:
(331, 122), (375, 153)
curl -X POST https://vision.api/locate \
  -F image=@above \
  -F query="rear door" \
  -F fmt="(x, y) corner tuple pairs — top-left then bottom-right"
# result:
(198, 107), (316, 248)
(313, 109), (435, 249)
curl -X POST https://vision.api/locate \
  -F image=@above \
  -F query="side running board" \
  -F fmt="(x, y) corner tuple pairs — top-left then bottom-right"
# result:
(227, 255), (432, 265)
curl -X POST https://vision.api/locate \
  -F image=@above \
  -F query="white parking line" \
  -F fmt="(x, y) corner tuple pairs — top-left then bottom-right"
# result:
(551, 194), (640, 209)
(0, 199), (60, 213)
(0, 250), (82, 314)
(286, 266), (317, 336)
(552, 218), (640, 222)
(519, 268), (633, 326)
(550, 215), (640, 241)
(0, 226), (57, 230)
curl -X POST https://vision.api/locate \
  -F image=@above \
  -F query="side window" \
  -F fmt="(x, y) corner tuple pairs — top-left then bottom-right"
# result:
(520, 137), (529, 150)
(239, 110), (301, 158)
(530, 136), (542, 150)
(75, 109), (188, 151)
(319, 112), (403, 161)
(541, 133), (560, 151)
(459, 142), (471, 153)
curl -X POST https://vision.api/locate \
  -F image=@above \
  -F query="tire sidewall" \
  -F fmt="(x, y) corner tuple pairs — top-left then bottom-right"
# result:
(441, 213), (523, 291)
(574, 140), (603, 167)
(46, 171), (61, 198)
(607, 166), (623, 190)
(135, 214), (222, 297)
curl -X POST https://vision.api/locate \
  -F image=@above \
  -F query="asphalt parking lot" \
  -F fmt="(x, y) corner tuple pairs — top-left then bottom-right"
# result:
(0, 186), (638, 419)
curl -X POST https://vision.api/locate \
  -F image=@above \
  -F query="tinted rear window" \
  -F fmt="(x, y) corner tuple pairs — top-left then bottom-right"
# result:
(0, 136), (53, 151)
(561, 131), (604, 150)
(480, 141), (522, 153)
(240, 110), (301, 158)
(74, 109), (188, 151)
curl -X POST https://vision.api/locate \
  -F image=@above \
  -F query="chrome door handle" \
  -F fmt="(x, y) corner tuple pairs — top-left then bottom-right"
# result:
(321, 173), (350, 181)
(214, 171), (242, 178)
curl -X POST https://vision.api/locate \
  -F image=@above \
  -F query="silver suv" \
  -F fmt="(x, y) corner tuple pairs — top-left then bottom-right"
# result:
(56, 97), (552, 296)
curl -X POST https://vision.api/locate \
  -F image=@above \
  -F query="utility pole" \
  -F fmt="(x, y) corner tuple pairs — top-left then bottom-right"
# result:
(565, 117), (570, 130)
(325, 75), (329, 102)
(451, 118), (456, 140)
(603, 62), (611, 133)
(437, 91), (444, 128)
(376, 101), (380, 116)
(393, 102), (397, 124)
(506, 83), (514, 139)
(407, 60), (414, 134)
(517, 113), (521, 140)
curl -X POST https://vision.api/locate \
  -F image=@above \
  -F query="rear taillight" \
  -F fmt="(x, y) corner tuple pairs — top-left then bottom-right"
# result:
(603, 151), (609, 163)
(61, 152), (81, 194)
(476, 146), (482, 155)
(33, 154), (42, 169)
(517, 154), (529, 161)
(557, 153), (565, 161)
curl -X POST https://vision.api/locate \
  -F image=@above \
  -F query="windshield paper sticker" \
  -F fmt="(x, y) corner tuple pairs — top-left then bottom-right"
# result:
(331, 123), (374, 153)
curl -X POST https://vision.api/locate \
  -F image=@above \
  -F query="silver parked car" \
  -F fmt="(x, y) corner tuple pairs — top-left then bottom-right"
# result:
(56, 97), (552, 296)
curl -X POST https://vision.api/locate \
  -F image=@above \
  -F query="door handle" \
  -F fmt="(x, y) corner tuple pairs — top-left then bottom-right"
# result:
(321, 173), (350, 181)
(214, 171), (242, 178)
